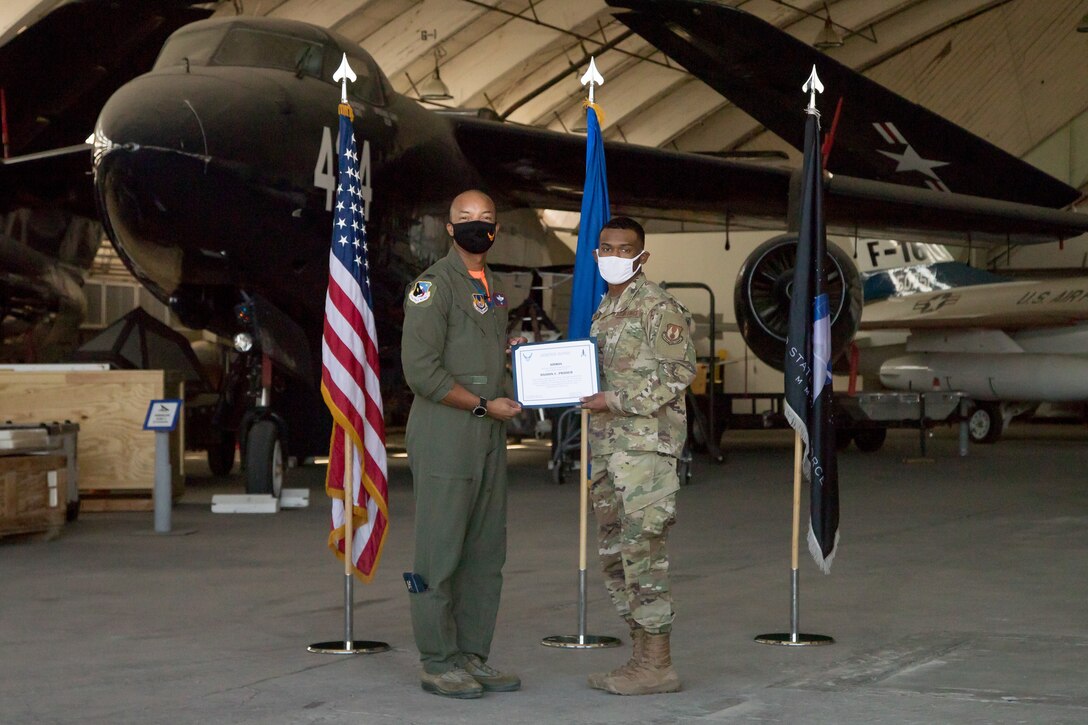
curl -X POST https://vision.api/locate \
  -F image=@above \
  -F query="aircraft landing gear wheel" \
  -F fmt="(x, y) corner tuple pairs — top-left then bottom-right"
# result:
(245, 421), (284, 496)
(968, 402), (1004, 444)
(853, 428), (887, 452)
(208, 430), (236, 476)
(836, 430), (854, 451)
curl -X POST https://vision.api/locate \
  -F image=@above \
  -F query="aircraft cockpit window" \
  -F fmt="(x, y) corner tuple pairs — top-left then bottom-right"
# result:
(210, 28), (324, 78)
(154, 27), (228, 69)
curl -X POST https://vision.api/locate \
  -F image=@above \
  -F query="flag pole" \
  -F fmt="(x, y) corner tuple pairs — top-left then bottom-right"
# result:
(577, 409), (590, 636)
(309, 55), (391, 656)
(542, 58), (620, 650)
(754, 428), (833, 647)
(756, 65), (835, 647)
(539, 409), (617, 644)
(342, 438), (355, 649)
(309, 431), (390, 655)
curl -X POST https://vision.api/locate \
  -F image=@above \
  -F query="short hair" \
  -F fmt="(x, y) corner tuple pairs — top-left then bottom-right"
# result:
(600, 216), (645, 247)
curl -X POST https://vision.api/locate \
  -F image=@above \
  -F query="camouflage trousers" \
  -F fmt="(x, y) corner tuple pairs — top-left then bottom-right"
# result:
(589, 450), (679, 634)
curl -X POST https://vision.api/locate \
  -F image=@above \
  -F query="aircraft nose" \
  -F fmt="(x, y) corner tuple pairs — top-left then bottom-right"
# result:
(91, 72), (255, 296)
(92, 70), (321, 301)
(93, 74), (219, 167)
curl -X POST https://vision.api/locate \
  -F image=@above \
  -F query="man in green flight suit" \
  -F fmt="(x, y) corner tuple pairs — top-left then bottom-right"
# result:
(580, 216), (697, 696)
(401, 189), (526, 699)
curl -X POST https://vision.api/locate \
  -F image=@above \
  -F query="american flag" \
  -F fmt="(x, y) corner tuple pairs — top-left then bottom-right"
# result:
(320, 103), (388, 581)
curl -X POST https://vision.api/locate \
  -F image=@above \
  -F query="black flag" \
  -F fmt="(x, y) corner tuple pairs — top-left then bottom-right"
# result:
(783, 76), (840, 573)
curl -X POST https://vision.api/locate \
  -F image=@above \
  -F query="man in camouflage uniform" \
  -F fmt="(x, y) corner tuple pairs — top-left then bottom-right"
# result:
(401, 190), (525, 699)
(580, 216), (696, 696)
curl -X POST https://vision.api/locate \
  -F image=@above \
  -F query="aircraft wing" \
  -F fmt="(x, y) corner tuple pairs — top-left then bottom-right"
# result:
(606, 0), (1081, 210)
(452, 116), (1088, 245)
(452, 115), (790, 226)
(859, 278), (1088, 331)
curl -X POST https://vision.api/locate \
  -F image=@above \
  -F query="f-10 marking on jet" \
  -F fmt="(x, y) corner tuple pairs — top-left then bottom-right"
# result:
(873, 121), (950, 193)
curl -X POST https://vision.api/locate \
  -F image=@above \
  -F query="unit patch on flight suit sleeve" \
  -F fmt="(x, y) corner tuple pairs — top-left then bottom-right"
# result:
(409, 280), (434, 305)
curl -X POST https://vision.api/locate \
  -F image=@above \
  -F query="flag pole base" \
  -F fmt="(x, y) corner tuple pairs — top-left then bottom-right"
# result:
(754, 632), (834, 646)
(541, 568), (622, 648)
(307, 640), (390, 655)
(541, 634), (622, 649)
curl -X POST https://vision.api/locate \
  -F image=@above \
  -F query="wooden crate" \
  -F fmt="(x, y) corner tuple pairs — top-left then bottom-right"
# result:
(0, 370), (184, 504)
(0, 454), (66, 540)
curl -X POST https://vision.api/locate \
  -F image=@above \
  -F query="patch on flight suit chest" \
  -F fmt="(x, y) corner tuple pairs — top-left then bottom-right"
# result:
(471, 293), (489, 314)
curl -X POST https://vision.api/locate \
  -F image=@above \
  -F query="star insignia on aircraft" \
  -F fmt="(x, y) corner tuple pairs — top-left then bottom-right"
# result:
(878, 145), (950, 181)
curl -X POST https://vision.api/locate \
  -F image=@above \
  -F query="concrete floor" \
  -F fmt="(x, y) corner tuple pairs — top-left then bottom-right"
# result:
(2, 423), (1087, 724)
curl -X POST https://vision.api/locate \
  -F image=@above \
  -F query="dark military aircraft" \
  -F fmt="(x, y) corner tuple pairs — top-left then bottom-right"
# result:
(0, 0), (212, 361)
(4, 0), (1088, 492)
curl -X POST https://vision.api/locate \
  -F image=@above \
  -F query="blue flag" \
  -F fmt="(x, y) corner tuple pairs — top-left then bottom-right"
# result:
(783, 101), (840, 573)
(567, 105), (610, 339)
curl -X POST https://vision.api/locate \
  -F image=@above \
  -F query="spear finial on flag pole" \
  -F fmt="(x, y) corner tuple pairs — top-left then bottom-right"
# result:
(333, 53), (357, 104)
(803, 64), (823, 115)
(580, 56), (605, 104)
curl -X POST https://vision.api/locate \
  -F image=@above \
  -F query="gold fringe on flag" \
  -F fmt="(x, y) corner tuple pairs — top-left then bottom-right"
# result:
(583, 100), (605, 127)
(338, 102), (354, 121)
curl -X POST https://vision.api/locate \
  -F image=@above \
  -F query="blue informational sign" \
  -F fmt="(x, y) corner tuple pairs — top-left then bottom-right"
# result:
(143, 399), (183, 431)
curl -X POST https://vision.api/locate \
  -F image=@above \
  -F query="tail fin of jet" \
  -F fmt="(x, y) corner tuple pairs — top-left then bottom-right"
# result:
(608, 0), (1079, 209)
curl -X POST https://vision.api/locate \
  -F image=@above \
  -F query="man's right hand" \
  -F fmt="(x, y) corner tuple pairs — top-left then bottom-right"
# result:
(486, 397), (522, 421)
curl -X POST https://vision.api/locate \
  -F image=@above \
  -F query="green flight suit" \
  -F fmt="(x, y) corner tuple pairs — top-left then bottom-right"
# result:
(401, 247), (511, 674)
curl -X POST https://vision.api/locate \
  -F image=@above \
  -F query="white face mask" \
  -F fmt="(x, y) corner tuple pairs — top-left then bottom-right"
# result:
(596, 252), (643, 285)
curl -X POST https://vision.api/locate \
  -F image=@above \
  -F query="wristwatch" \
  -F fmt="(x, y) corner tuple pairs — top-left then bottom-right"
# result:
(471, 396), (488, 418)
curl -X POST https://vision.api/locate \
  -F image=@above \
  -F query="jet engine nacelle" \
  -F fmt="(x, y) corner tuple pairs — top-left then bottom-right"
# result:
(733, 234), (863, 371)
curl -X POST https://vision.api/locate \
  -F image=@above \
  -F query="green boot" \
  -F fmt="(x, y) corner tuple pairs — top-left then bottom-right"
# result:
(460, 653), (521, 692)
(420, 667), (484, 699)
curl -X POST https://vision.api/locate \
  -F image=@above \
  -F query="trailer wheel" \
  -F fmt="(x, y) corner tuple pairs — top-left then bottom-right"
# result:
(968, 402), (1004, 444)
(854, 428), (887, 452)
(245, 420), (284, 496)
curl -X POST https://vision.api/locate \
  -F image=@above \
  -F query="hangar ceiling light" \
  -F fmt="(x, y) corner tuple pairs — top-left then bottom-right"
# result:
(419, 47), (452, 102)
(814, 3), (845, 49)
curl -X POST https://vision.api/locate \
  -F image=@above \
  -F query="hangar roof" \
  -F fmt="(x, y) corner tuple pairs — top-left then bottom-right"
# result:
(203, 0), (1088, 183)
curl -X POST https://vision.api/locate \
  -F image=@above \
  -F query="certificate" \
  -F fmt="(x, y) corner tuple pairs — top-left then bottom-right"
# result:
(511, 338), (599, 408)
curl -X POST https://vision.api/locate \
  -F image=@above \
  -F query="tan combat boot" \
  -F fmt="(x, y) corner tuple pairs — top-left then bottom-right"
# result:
(587, 625), (646, 690)
(599, 631), (681, 695)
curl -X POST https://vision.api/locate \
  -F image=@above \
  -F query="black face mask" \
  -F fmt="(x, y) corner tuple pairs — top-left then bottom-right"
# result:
(450, 220), (497, 254)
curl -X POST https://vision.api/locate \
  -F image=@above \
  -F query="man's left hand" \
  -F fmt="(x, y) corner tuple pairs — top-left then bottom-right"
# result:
(506, 336), (528, 354)
(580, 392), (608, 413)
